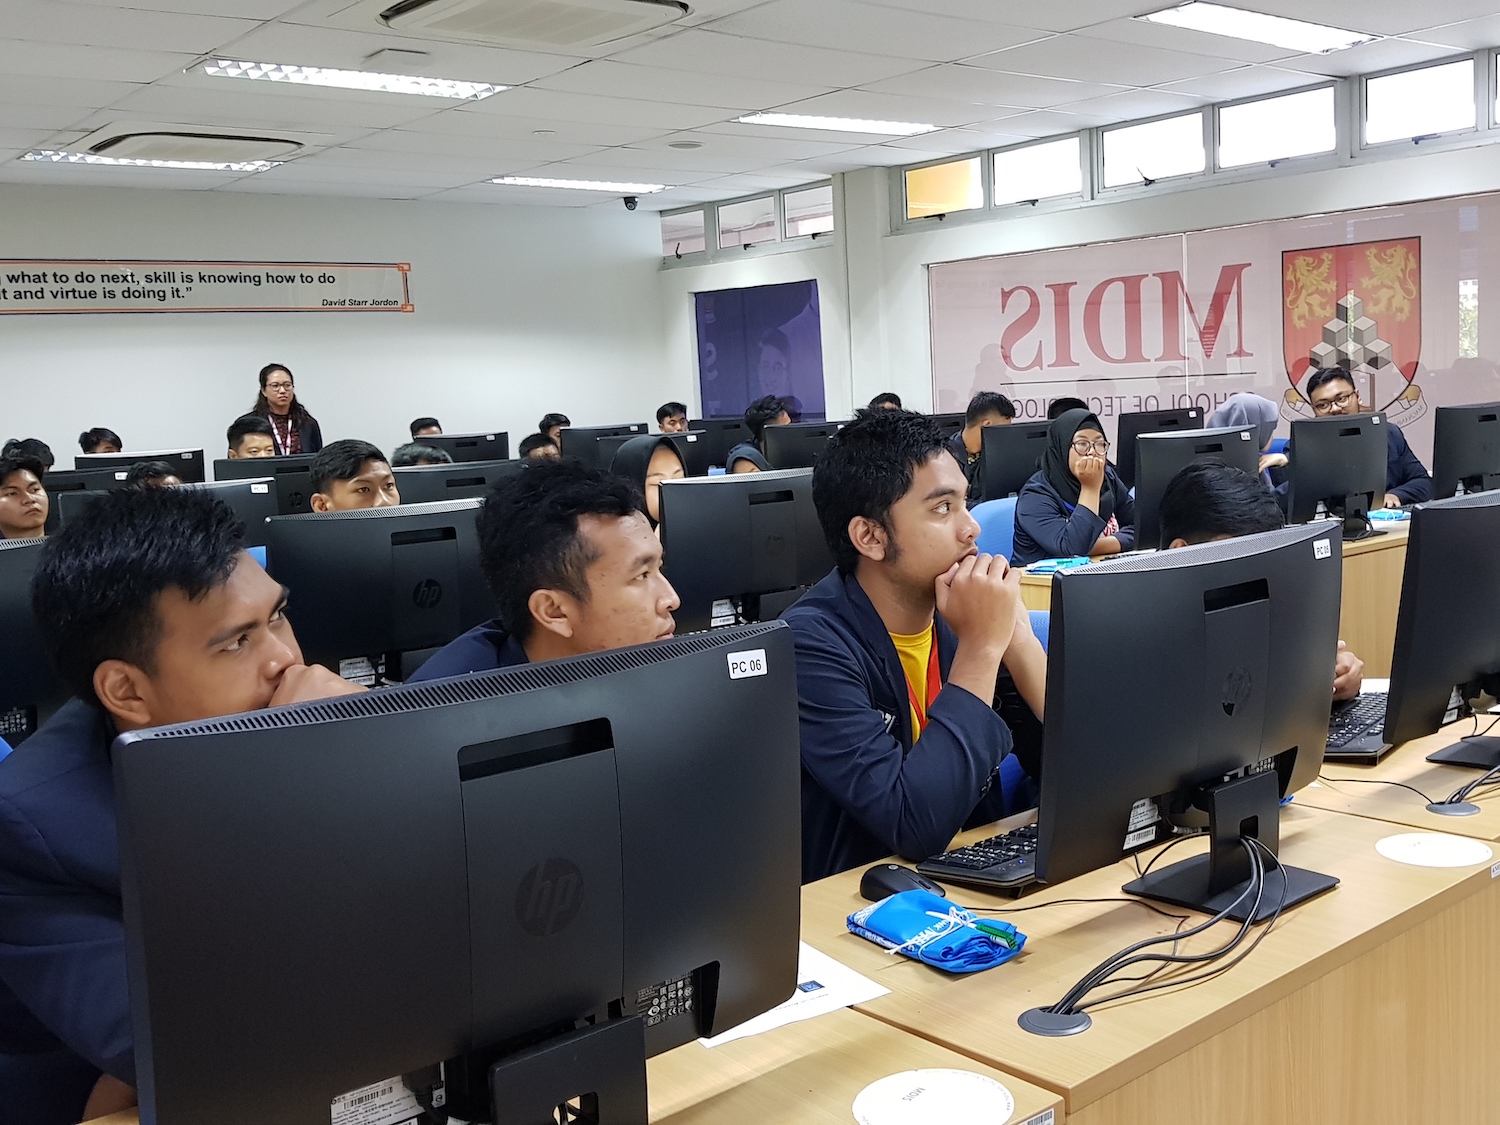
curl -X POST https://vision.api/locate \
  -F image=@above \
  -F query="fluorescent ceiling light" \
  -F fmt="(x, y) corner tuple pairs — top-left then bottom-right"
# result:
(736, 113), (938, 136)
(491, 176), (666, 193)
(1137, 3), (1376, 54)
(201, 59), (505, 101)
(21, 149), (279, 172)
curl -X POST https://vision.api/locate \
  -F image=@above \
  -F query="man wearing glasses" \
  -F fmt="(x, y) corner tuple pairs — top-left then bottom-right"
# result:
(1305, 367), (1432, 508)
(1010, 408), (1137, 565)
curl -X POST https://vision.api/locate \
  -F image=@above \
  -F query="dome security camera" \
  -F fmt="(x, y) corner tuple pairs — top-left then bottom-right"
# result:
(623, 196), (638, 211)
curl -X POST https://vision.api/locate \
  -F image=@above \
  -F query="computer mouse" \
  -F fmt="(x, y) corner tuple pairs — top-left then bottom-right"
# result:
(859, 863), (946, 902)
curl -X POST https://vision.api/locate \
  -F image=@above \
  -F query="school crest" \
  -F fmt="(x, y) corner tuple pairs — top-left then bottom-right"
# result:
(1281, 238), (1425, 426)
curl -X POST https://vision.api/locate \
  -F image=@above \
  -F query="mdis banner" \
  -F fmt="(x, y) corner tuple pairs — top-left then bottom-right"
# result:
(930, 192), (1500, 460)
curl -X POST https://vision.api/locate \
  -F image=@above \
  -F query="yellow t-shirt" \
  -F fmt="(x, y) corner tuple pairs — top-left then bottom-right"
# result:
(889, 625), (936, 738)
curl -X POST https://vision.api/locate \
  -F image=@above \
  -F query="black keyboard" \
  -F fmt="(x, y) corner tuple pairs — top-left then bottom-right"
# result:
(1326, 692), (1388, 753)
(916, 823), (1039, 894)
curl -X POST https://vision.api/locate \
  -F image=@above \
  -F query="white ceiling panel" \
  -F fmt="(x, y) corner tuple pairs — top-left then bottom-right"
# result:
(633, 129), (868, 160)
(969, 33), (1241, 86)
(528, 60), (833, 111)
(458, 87), (730, 130)
(762, 89), (1001, 128)
(1072, 17), (1301, 64)
(571, 145), (803, 174)
(1419, 16), (1500, 50)
(1274, 37), (1466, 79)
(975, 107), (1119, 137)
(515, 157), (716, 185)
(4, 0), (259, 54)
(1156, 65), (1333, 102)
(64, 0), (308, 18)
(352, 126), (602, 163)
(1058, 88), (1208, 121)
(879, 125), (1033, 152)
(112, 80), (446, 130)
(0, 162), (248, 189)
(417, 107), (670, 148)
(0, 75), (145, 111)
(291, 144), (508, 178)
(865, 65), (1128, 109)
(0, 41), (194, 84)
(698, 170), (826, 190)
(223, 177), (434, 198)
(0, 104), (97, 132)
(877, 0), (1170, 35)
(1239, 0), (1497, 38)
(608, 29), (928, 86)
(705, 0), (1048, 62)
(428, 183), (616, 206)
(259, 158), (483, 187)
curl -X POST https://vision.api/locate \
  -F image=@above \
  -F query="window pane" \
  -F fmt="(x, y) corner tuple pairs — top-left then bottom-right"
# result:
(905, 157), (982, 220)
(661, 210), (705, 256)
(784, 183), (834, 237)
(1219, 87), (1336, 168)
(1366, 58), (1475, 145)
(992, 136), (1081, 206)
(717, 196), (777, 249)
(1102, 112), (1205, 188)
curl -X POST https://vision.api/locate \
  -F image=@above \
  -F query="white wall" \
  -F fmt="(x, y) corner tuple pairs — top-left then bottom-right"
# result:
(0, 184), (669, 467)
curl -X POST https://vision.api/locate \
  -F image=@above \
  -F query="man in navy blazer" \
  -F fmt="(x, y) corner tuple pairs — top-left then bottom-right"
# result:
(0, 487), (361, 1125)
(1305, 367), (1433, 506)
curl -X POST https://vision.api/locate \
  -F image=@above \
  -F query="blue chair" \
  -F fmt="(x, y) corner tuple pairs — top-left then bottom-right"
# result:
(997, 609), (1049, 815)
(1028, 609), (1049, 653)
(0, 736), (11, 762)
(1268, 437), (1289, 454)
(971, 497), (1017, 559)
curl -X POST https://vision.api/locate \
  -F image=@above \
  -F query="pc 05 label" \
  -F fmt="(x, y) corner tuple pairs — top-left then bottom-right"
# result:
(727, 649), (768, 679)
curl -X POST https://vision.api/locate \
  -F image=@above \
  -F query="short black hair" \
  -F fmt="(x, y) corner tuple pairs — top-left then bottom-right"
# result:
(226, 413), (274, 450)
(3, 438), (54, 473)
(519, 432), (558, 458)
(869, 393), (903, 409)
(1047, 397), (1089, 420)
(812, 409), (950, 574)
(966, 391), (1015, 424)
(475, 459), (644, 642)
(1305, 366), (1355, 398)
(391, 442), (453, 467)
(409, 416), (441, 438)
(656, 401), (688, 424)
(310, 439), (388, 494)
(745, 395), (790, 443)
(0, 453), (47, 489)
(1158, 462), (1284, 549)
(78, 428), (121, 454)
(31, 487), (245, 707)
(124, 461), (179, 489)
(539, 413), (571, 432)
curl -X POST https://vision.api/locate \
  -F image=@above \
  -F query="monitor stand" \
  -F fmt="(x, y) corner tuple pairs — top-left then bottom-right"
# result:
(1123, 771), (1338, 923)
(1331, 495), (1384, 542)
(1427, 737), (1500, 770)
(489, 1018), (648, 1125)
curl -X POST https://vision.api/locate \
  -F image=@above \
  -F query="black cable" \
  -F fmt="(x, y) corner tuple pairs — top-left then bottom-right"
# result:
(967, 896), (1189, 923)
(1461, 713), (1500, 742)
(1443, 760), (1500, 806)
(1316, 773), (1436, 805)
(1138, 830), (1207, 879)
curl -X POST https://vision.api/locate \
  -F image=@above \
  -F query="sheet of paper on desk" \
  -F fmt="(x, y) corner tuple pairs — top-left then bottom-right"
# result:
(698, 941), (889, 1048)
(1361, 679), (1390, 695)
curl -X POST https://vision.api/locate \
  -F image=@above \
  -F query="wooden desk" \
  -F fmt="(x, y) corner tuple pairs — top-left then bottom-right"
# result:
(800, 804), (1500, 1125)
(85, 1008), (1064, 1125)
(1017, 524), (1409, 676)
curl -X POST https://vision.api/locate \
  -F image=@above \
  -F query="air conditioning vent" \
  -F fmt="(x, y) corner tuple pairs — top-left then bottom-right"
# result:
(91, 132), (302, 163)
(378, 0), (689, 48)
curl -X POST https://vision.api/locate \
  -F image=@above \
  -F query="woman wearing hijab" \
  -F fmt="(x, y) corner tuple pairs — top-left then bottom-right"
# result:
(1011, 408), (1136, 565)
(1207, 392), (1287, 484)
(251, 363), (324, 456)
(609, 435), (685, 530)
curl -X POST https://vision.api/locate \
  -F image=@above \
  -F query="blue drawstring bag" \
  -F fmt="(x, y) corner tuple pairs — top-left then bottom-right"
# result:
(847, 889), (1026, 973)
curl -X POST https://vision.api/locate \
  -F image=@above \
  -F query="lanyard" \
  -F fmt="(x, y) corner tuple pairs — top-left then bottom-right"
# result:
(904, 625), (942, 734)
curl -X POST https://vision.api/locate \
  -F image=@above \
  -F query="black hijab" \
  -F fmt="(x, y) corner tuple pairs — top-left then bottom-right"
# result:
(609, 435), (683, 528)
(1042, 408), (1114, 522)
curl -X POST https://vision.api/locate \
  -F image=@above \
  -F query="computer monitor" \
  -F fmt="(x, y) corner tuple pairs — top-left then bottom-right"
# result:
(686, 418), (751, 468)
(113, 622), (801, 1125)
(763, 421), (842, 470)
(394, 459), (526, 504)
(929, 412), (967, 438)
(214, 454), (319, 516)
(559, 424), (650, 471)
(1133, 425), (1258, 551)
(978, 421), (1052, 501)
(423, 432), (509, 463)
(658, 469), (832, 633)
(596, 430), (712, 478)
(1115, 407), (1204, 489)
(1431, 401), (1500, 499)
(0, 539), (67, 745)
(1286, 413), (1388, 539)
(41, 468), (133, 533)
(57, 481), (278, 548)
(264, 499), (491, 673)
(75, 448), (206, 483)
(1035, 523), (1342, 921)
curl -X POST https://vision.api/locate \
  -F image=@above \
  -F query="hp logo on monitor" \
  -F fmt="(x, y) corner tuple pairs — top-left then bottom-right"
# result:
(516, 859), (584, 937)
(411, 578), (443, 609)
(1221, 667), (1253, 717)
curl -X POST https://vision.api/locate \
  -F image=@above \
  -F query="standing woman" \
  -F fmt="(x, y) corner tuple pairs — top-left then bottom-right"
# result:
(1011, 408), (1136, 565)
(252, 363), (323, 455)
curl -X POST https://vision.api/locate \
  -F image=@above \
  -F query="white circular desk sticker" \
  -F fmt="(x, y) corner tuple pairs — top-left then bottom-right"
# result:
(853, 1069), (1015, 1125)
(1375, 832), (1494, 868)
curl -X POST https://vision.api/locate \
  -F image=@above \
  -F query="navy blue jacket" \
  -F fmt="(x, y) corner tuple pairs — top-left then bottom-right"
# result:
(407, 620), (530, 681)
(725, 442), (772, 472)
(946, 430), (983, 504)
(782, 569), (1021, 883)
(1384, 422), (1433, 504)
(1011, 468), (1136, 566)
(0, 700), (129, 1121)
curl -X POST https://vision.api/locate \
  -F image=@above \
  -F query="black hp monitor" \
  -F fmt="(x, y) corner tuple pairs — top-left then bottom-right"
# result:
(75, 448), (205, 483)
(113, 622), (801, 1125)
(658, 470), (832, 633)
(53, 479), (280, 547)
(687, 418), (751, 468)
(264, 499), (490, 675)
(596, 430), (713, 477)
(764, 421), (842, 470)
(42, 467), (132, 533)
(1035, 523), (1342, 920)
(1115, 407), (1204, 489)
(1286, 413), (1388, 539)
(394, 460), (526, 504)
(424, 432), (509, 463)
(979, 421), (1052, 501)
(559, 424), (650, 471)
(1134, 425), (1259, 551)
(215, 454), (319, 516)
(930, 412), (966, 438)
(0, 539), (68, 745)
(1432, 401), (1500, 499)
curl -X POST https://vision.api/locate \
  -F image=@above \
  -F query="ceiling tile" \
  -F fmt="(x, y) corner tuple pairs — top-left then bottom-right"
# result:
(0, 75), (144, 111)
(975, 107), (1118, 137)
(262, 158), (483, 188)
(528, 60), (833, 111)
(1156, 65), (1333, 102)
(878, 125), (1033, 152)
(5, 0), (259, 54)
(609, 29), (929, 86)
(1057, 87), (1208, 121)
(1417, 15), (1500, 49)
(457, 87), (730, 131)
(419, 107), (670, 148)
(222, 177), (434, 199)
(864, 64), (1129, 109)
(1275, 37), (1467, 79)
(0, 162), (245, 189)
(0, 40), (194, 84)
(514, 158), (716, 185)
(0, 103), (97, 132)
(1236, 0), (1498, 38)
(969, 33), (1242, 85)
(764, 88), (999, 128)
(634, 129), (868, 160)
(429, 183), (618, 207)
(112, 79), (447, 130)
(354, 127), (602, 163)
(1072, 16), (1302, 64)
(863, 0), (1172, 35)
(64, 0), (306, 18)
